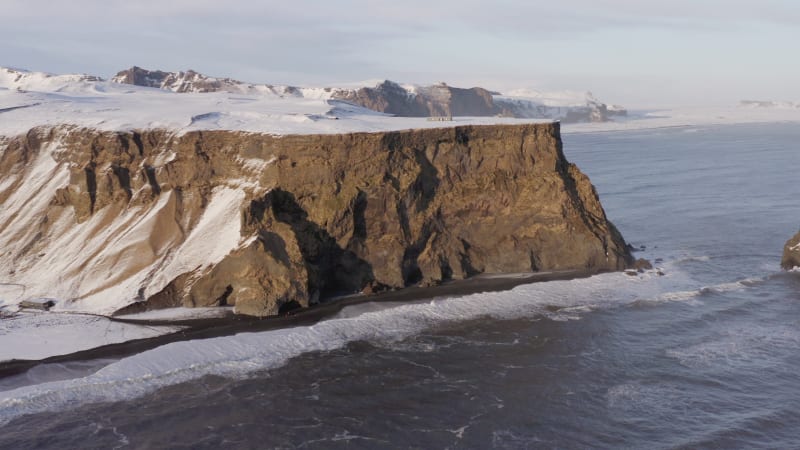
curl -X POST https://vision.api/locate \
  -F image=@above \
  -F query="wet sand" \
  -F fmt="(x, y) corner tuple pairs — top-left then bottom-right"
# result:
(0, 269), (599, 378)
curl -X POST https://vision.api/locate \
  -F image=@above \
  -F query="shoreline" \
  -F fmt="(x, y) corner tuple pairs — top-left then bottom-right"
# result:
(0, 269), (599, 379)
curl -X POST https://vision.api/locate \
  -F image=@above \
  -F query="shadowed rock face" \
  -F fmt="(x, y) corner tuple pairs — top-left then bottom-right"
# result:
(0, 123), (632, 317)
(782, 232), (800, 269)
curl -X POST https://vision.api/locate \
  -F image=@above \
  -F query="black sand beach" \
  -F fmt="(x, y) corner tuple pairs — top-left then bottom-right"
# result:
(0, 269), (598, 379)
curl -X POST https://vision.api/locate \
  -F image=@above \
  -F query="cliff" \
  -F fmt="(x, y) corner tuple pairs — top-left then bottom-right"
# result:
(0, 123), (632, 317)
(782, 232), (800, 269)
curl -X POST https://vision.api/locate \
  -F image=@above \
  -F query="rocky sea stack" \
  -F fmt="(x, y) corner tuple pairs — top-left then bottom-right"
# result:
(782, 231), (800, 270)
(0, 123), (632, 316)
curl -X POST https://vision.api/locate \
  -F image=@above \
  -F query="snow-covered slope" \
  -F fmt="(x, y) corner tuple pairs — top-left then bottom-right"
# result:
(0, 67), (103, 93)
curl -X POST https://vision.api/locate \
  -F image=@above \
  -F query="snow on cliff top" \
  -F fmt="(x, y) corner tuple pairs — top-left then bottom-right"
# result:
(0, 67), (543, 137)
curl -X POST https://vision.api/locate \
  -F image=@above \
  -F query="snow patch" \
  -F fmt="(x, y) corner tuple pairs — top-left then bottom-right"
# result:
(145, 187), (246, 300)
(0, 313), (180, 362)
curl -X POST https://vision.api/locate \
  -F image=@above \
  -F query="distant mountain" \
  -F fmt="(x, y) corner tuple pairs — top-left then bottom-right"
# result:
(111, 66), (301, 95)
(333, 81), (499, 117)
(739, 100), (800, 109)
(0, 67), (103, 92)
(111, 66), (625, 123)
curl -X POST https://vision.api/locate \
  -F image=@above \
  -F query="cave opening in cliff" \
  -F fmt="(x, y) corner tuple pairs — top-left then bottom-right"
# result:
(278, 300), (302, 316)
(216, 285), (233, 307)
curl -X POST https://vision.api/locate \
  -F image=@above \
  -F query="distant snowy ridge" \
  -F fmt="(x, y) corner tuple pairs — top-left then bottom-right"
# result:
(0, 65), (627, 137)
(0, 67), (103, 93)
(4, 66), (800, 137)
(110, 66), (337, 98)
(110, 66), (624, 122)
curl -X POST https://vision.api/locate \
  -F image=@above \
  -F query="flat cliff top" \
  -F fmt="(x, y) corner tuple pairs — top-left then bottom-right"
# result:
(0, 70), (546, 137)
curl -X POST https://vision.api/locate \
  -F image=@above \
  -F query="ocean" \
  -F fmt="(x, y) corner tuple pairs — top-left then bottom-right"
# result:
(1, 123), (799, 449)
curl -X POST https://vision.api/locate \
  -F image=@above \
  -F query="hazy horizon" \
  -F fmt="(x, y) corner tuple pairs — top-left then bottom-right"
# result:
(2, 0), (799, 108)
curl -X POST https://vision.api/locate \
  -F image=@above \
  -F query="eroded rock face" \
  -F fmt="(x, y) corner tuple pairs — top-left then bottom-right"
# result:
(0, 123), (632, 316)
(782, 232), (800, 269)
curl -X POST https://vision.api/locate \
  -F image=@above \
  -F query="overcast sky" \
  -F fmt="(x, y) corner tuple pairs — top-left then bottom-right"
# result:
(2, 0), (798, 107)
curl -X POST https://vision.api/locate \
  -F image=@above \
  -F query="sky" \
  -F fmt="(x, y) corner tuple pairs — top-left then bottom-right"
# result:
(1, 0), (798, 107)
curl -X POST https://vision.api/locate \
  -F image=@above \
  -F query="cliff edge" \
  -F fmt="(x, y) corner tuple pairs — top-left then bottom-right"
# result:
(0, 123), (632, 316)
(782, 232), (800, 269)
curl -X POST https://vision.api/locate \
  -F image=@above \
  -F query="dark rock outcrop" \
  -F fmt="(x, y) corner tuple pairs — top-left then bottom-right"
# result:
(0, 123), (633, 316)
(782, 232), (800, 269)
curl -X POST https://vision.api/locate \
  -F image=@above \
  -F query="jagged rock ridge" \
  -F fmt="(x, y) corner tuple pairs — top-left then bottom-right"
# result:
(0, 123), (632, 317)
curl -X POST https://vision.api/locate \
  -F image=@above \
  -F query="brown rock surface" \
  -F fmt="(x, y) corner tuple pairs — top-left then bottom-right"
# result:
(0, 123), (632, 316)
(782, 231), (800, 269)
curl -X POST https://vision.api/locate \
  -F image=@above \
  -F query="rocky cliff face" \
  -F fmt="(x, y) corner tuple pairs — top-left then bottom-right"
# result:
(782, 232), (800, 269)
(0, 123), (632, 316)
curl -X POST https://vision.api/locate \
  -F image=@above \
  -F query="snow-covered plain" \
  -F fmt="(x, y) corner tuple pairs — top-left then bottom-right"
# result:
(0, 67), (545, 138)
(4, 67), (800, 138)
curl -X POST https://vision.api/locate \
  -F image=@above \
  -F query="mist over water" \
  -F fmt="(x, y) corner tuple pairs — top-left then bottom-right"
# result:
(2, 123), (800, 448)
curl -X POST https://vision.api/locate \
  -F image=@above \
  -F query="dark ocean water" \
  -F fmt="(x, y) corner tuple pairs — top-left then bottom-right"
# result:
(1, 123), (799, 449)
